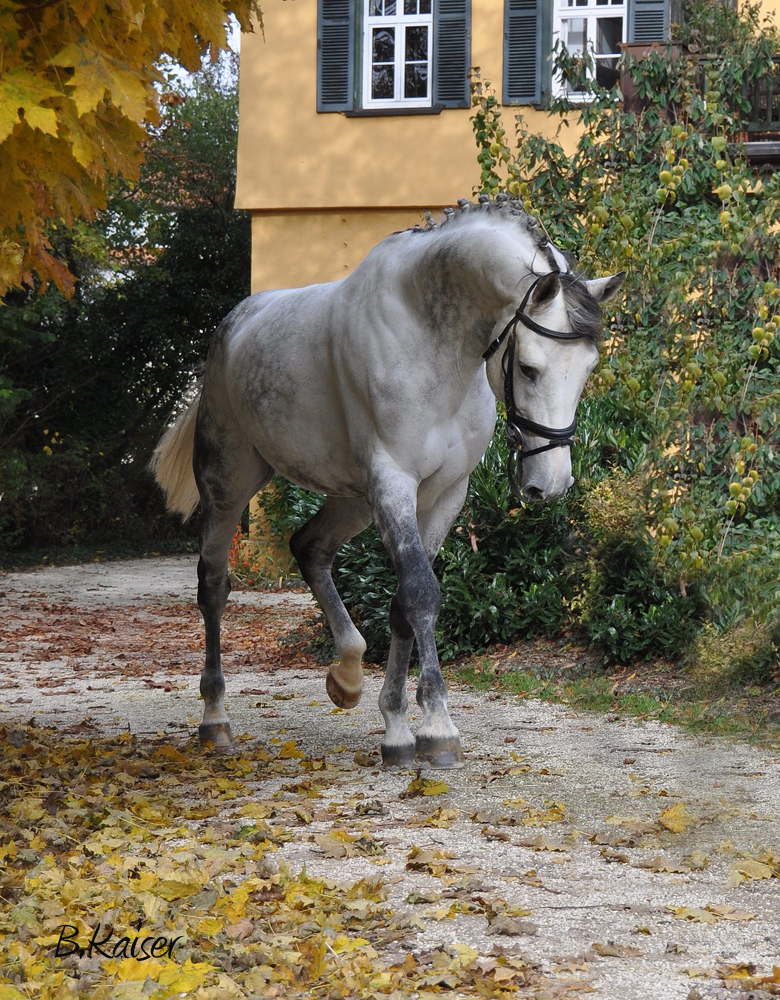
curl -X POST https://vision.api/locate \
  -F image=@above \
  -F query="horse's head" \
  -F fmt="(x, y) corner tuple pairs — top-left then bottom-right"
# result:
(486, 268), (624, 503)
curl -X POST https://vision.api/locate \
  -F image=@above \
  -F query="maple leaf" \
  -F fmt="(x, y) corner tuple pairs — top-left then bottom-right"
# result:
(728, 857), (777, 886)
(0, 0), (261, 295)
(402, 773), (451, 797)
(658, 802), (696, 834)
(0, 66), (60, 142)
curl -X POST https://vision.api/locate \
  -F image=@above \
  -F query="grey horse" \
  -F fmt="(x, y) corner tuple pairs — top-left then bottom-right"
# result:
(152, 197), (623, 769)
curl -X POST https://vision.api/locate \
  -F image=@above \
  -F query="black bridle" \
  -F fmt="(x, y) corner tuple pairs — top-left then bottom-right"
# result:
(482, 274), (588, 500)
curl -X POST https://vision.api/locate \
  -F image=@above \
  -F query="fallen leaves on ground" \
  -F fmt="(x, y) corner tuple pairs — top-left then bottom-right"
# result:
(0, 598), (322, 677)
(0, 721), (598, 999)
(728, 854), (780, 887)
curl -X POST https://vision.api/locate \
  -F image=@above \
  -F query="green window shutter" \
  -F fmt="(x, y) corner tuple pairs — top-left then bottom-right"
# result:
(503, 0), (543, 105)
(317, 0), (354, 112)
(434, 0), (471, 108)
(628, 0), (669, 42)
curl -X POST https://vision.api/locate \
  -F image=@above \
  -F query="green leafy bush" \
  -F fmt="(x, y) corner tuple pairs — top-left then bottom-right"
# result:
(257, 0), (780, 682)
(468, 0), (780, 677)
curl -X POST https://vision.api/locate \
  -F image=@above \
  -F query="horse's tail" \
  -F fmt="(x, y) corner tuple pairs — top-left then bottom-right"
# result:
(150, 381), (202, 521)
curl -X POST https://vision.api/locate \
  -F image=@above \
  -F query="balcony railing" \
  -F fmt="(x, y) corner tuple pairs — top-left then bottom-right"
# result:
(743, 55), (780, 134)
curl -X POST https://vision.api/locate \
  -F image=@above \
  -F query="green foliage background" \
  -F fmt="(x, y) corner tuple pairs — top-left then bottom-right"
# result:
(0, 56), (249, 557)
(262, 0), (780, 683)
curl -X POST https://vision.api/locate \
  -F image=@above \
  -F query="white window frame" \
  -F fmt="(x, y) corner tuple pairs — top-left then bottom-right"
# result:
(362, 0), (433, 109)
(552, 0), (627, 100)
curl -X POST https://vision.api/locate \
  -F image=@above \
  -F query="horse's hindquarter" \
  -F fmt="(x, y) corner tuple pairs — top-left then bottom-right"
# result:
(215, 285), (363, 495)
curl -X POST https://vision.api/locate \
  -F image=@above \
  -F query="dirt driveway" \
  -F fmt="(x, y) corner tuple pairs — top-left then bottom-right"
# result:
(1, 555), (779, 1000)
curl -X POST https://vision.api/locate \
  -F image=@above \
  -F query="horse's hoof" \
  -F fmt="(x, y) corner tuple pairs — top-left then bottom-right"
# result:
(415, 735), (465, 769)
(199, 721), (234, 751)
(326, 671), (362, 709)
(381, 742), (417, 768)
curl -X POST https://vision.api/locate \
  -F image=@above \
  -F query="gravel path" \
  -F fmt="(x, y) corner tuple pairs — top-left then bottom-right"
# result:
(1, 555), (778, 1000)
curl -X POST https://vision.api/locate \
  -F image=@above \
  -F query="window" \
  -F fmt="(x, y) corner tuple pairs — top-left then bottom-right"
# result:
(554, 0), (627, 97)
(364, 0), (433, 109)
(317, 0), (471, 114)
(503, 0), (670, 107)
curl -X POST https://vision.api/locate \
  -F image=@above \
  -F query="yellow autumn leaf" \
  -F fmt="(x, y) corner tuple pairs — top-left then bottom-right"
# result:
(153, 744), (189, 764)
(156, 957), (217, 991)
(705, 904), (755, 921)
(277, 739), (304, 759)
(215, 883), (250, 921)
(11, 798), (45, 822)
(668, 905), (719, 923)
(728, 858), (776, 886)
(0, 66), (60, 142)
(49, 43), (149, 122)
(153, 877), (205, 900)
(330, 934), (372, 954)
(424, 807), (459, 827)
(105, 956), (166, 981)
(0, 840), (18, 861)
(240, 801), (271, 818)
(0, 986), (29, 1000)
(134, 871), (156, 892)
(405, 774), (450, 797)
(195, 916), (224, 936)
(658, 802), (696, 833)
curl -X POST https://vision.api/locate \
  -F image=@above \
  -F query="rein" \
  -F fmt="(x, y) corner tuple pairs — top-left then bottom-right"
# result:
(482, 274), (587, 500)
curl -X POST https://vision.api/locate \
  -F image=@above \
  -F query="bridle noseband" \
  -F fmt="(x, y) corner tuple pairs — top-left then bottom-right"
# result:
(482, 273), (588, 500)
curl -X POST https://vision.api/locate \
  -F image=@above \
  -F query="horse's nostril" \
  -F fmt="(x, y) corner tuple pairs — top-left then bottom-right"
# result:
(522, 485), (545, 503)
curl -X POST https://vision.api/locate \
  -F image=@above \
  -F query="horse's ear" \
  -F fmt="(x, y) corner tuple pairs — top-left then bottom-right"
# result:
(586, 272), (626, 303)
(531, 271), (561, 308)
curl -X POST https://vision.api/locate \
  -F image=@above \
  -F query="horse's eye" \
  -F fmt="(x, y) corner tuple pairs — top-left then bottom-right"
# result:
(519, 365), (538, 381)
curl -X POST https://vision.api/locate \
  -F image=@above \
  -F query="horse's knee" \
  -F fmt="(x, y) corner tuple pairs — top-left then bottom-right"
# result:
(396, 559), (440, 627)
(389, 594), (414, 641)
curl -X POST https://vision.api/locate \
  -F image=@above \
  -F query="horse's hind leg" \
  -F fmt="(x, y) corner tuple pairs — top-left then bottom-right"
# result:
(194, 410), (273, 749)
(289, 496), (372, 709)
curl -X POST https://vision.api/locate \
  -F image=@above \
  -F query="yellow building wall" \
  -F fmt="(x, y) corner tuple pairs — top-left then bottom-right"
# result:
(756, 0), (780, 23)
(250, 207), (440, 289)
(236, 0), (581, 291)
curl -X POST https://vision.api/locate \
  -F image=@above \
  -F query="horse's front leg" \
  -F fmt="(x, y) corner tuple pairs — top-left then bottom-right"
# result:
(372, 472), (465, 769)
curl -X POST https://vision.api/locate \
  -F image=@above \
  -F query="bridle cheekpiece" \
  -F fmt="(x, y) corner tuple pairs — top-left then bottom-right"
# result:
(482, 273), (589, 500)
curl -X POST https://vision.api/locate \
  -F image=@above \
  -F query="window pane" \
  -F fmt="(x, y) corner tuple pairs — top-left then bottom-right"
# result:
(372, 27), (395, 62)
(420, 0), (431, 11)
(564, 18), (587, 54)
(405, 25), (428, 62)
(372, 64), (395, 99)
(404, 63), (428, 99)
(369, 0), (382, 15)
(404, 0), (417, 12)
(595, 56), (620, 88)
(384, 0), (396, 14)
(596, 17), (622, 54)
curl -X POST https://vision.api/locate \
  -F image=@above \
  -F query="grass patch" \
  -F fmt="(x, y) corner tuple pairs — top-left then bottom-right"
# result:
(451, 648), (780, 749)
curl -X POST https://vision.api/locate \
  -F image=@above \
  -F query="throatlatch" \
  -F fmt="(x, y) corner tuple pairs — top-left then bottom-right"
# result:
(482, 274), (587, 499)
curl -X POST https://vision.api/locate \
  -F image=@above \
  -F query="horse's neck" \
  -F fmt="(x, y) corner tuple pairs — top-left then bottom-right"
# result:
(405, 222), (534, 358)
